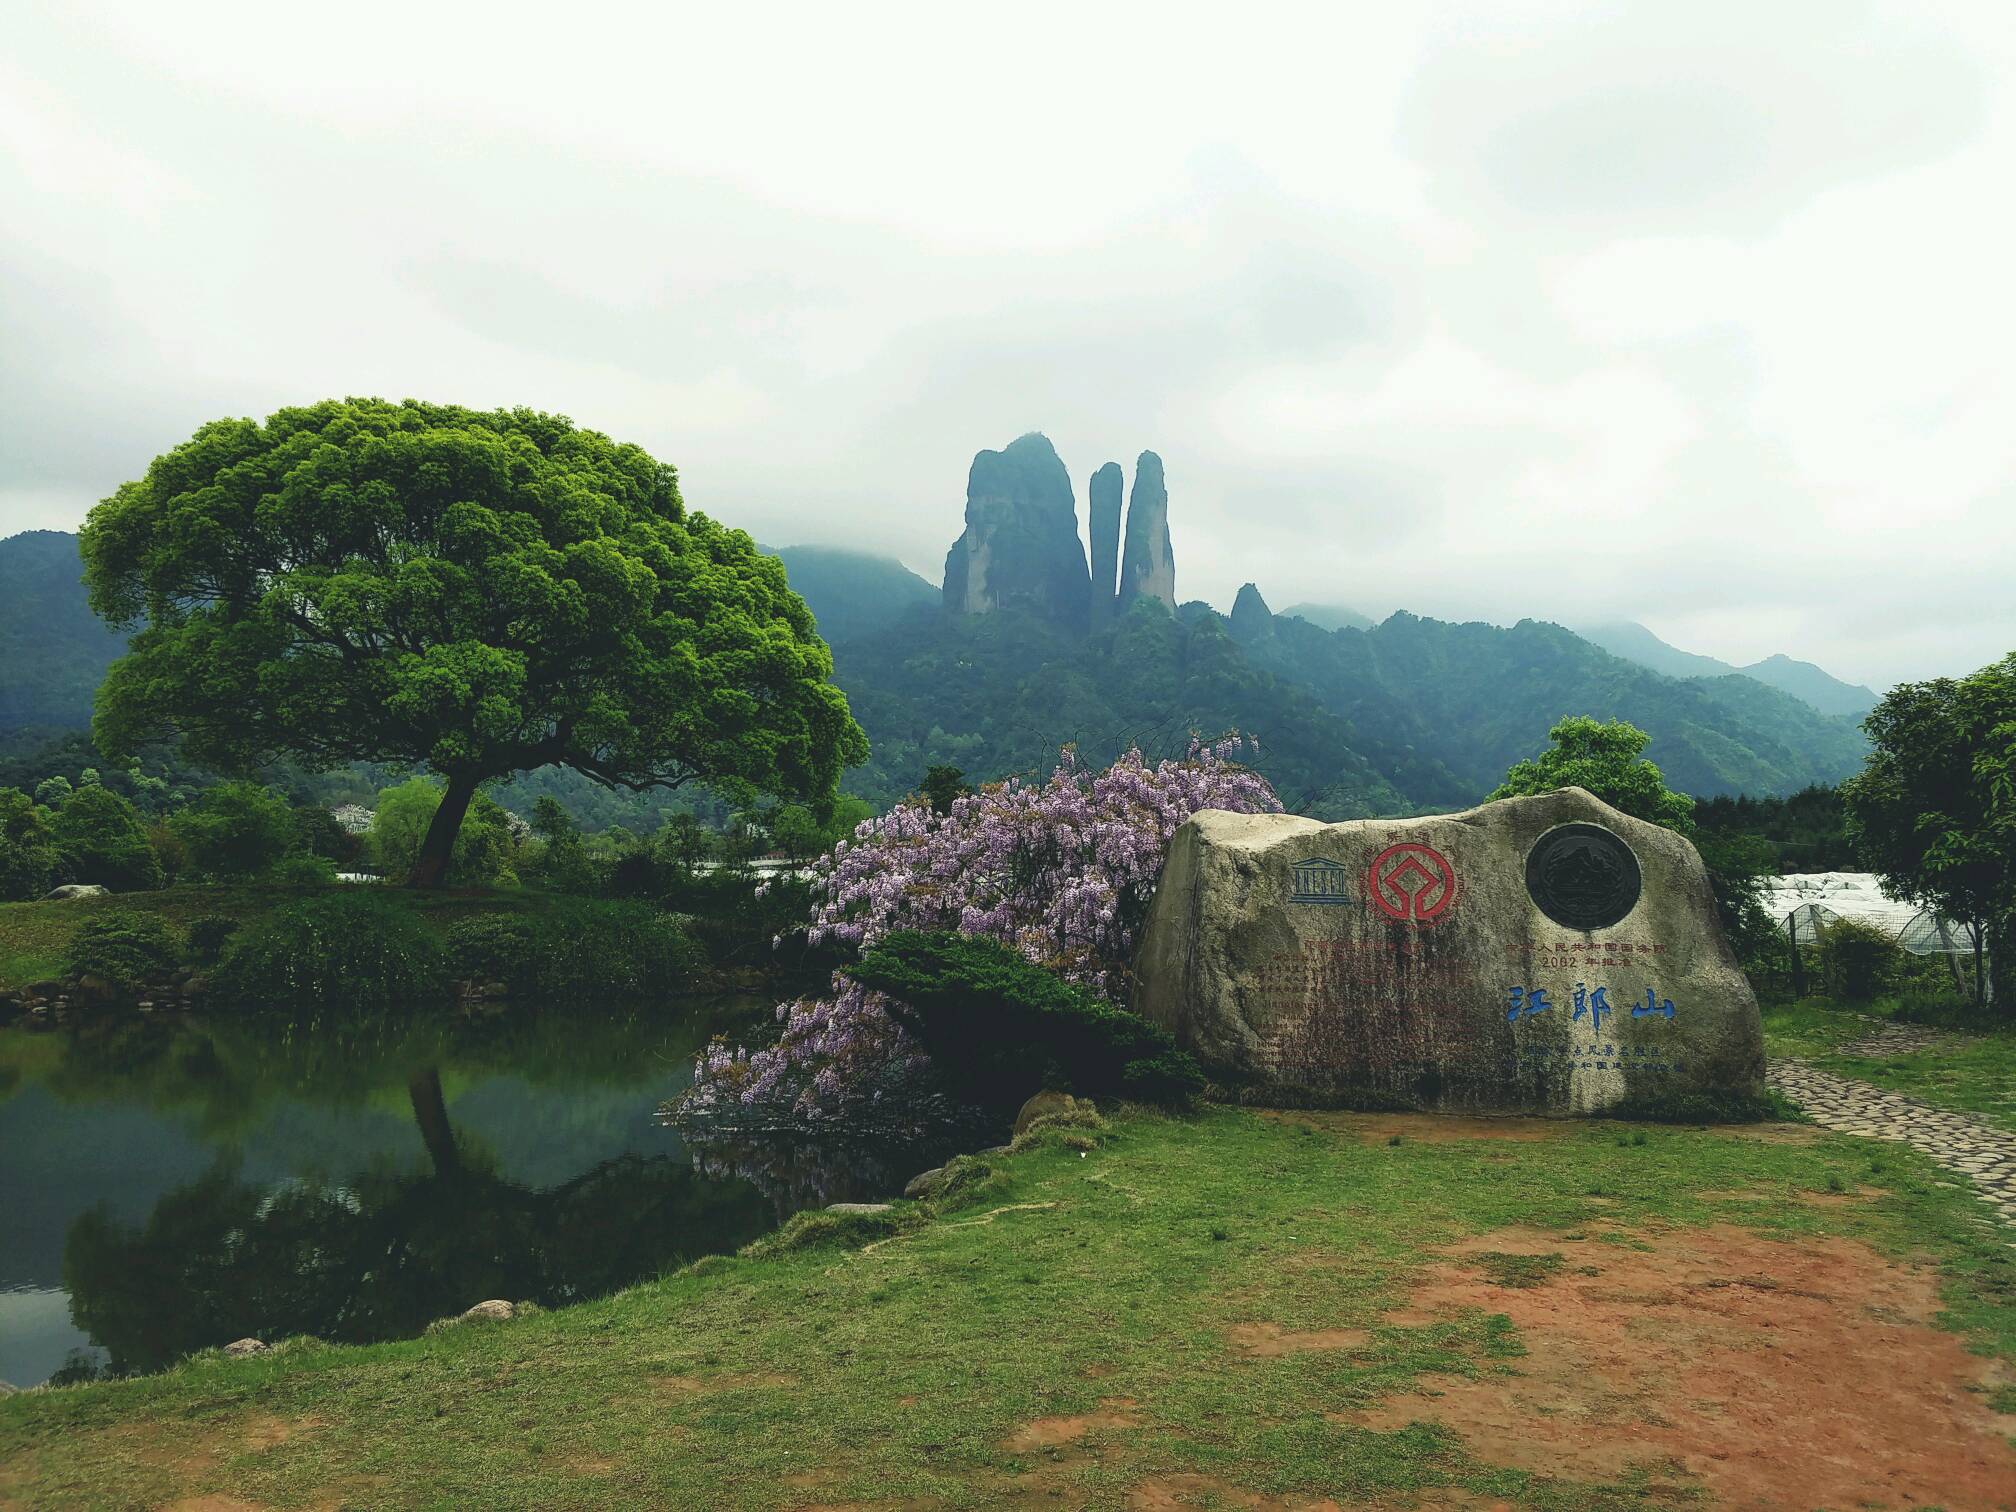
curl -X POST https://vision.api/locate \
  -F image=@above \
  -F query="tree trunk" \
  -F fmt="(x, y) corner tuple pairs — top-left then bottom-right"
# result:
(407, 1067), (462, 1178)
(407, 774), (479, 889)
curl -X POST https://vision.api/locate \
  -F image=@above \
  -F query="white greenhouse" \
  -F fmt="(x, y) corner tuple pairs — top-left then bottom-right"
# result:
(1760, 872), (1987, 997)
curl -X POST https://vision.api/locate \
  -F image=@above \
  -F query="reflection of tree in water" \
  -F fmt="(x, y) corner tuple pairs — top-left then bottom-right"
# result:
(31, 1000), (973, 1376)
(33, 1001), (728, 1141)
(64, 1066), (777, 1375)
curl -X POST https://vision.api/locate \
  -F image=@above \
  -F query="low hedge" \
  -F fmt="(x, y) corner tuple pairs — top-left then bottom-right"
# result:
(214, 892), (450, 1011)
(445, 899), (703, 998)
(62, 911), (183, 990)
(847, 930), (1204, 1113)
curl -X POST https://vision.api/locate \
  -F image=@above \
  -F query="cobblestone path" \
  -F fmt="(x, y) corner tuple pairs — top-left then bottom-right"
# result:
(1767, 1057), (2016, 1237)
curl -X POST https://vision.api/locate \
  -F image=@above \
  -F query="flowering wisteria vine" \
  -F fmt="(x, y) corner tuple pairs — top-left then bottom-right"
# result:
(678, 738), (1280, 1130)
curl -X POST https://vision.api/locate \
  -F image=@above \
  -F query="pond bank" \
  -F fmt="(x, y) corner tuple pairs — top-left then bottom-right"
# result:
(4, 1104), (2012, 1507)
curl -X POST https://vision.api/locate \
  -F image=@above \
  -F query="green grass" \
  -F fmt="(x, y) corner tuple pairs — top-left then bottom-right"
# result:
(1762, 994), (2016, 1133)
(2, 1106), (2011, 1509)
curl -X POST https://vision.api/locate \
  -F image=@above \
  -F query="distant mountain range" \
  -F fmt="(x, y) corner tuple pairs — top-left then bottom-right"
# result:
(762, 545), (939, 644)
(1278, 602), (1375, 633)
(1574, 620), (1879, 718)
(0, 531), (125, 742)
(0, 517), (1880, 814)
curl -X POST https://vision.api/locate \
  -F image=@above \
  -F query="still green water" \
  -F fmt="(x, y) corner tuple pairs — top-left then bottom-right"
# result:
(0, 1001), (939, 1388)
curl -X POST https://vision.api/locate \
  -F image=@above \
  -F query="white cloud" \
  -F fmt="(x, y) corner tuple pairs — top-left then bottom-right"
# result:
(1, 0), (2011, 689)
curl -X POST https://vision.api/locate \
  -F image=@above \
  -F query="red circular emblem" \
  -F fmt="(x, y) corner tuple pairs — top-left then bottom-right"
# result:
(1367, 842), (1458, 924)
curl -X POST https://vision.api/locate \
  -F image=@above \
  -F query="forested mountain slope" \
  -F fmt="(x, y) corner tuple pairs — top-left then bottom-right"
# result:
(0, 531), (124, 743)
(0, 531), (1874, 822)
(823, 592), (1868, 815)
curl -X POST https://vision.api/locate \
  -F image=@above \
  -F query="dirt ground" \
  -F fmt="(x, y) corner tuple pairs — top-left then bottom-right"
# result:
(1338, 1221), (2016, 1510)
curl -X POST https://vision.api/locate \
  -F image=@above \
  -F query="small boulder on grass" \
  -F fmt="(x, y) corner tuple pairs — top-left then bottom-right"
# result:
(424, 1299), (525, 1334)
(1014, 1090), (1078, 1138)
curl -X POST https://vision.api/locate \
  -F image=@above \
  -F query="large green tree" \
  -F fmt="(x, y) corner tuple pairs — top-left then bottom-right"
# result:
(1843, 653), (2015, 1007)
(80, 399), (866, 886)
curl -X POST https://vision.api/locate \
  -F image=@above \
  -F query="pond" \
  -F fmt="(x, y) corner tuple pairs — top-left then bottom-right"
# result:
(0, 1000), (962, 1389)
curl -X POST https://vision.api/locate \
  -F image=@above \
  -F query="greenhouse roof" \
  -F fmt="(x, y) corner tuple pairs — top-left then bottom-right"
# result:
(1759, 873), (1975, 956)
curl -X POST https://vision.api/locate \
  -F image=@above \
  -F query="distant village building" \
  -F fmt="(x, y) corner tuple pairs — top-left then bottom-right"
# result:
(330, 803), (375, 836)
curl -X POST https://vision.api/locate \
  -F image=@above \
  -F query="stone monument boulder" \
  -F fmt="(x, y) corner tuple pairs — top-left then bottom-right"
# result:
(1132, 787), (1764, 1115)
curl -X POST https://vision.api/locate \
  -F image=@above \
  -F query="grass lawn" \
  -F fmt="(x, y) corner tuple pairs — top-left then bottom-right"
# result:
(1762, 995), (2016, 1133)
(3, 1104), (2012, 1509)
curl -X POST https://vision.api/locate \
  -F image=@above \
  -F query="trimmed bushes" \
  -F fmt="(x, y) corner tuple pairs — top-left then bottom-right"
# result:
(266, 854), (339, 889)
(215, 892), (451, 1011)
(847, 930), (1205, 1113)
(444, 901), (702, 998)
(185, 914), (241, 964)
(62, 911), (182, 990)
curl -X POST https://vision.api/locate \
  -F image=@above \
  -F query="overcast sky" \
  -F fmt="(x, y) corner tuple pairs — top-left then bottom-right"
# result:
(4, 1), (2011, 690)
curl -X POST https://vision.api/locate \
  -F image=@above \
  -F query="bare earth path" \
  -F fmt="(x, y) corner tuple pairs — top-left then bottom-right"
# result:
(1768, 1054), (2016, 1236)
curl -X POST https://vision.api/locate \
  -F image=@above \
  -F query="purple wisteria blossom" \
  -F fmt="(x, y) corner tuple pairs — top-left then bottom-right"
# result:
(677, 738), (1279, 1131)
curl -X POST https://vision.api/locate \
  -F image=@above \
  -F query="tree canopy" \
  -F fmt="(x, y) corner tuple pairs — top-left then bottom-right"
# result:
(1488, 715), (1696, 832)
(1842, 652), (2015, 1005)
(80, 399), (866, 884)
(0, 787), (58, 901)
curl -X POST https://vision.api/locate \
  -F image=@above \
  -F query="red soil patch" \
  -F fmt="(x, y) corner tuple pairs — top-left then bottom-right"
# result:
(1002, 1397), (1143, 1450)
(242, 1414), (318, 1451)
(1350, 1223), (2016, 1509)
(1226, 1322), (1373, 1357)
(1261, 1111), (1567, 1145)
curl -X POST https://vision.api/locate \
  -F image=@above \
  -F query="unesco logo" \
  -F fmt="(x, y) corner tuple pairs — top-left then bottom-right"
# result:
(1287, 856), (1354, 905)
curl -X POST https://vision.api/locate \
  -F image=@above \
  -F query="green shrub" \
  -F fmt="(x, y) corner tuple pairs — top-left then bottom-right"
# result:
(167, 781), (297, 880)
(185, 914), (241, 964)
(444, 914), (540, 986)
(847, 930), (1206, 1112)
(530, 900), (703, 996)
(50, 786), (163, 892)
(214, 892), (450, 1011)
(64, 911), (181, 989)
(266, 854), (339, 888)
(1820, 918), (1896, 1002)
(1887, 985), (2009, 1032)
(442, 902), (701, 996)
